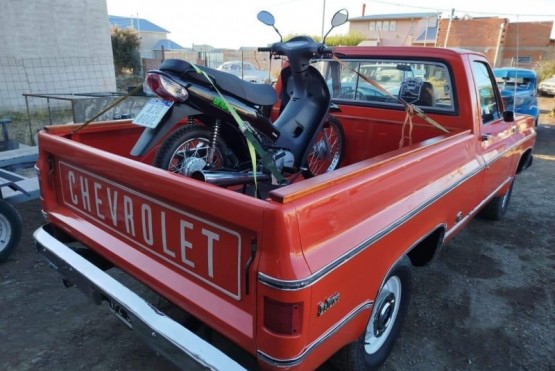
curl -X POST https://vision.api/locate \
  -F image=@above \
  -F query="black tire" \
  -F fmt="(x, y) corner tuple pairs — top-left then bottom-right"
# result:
(304, 116), (345, 177)
(153, 125), (231, 176)
(0, 200), (23, 263)
(334, 256), (412, 370)
(480, 179), (514, 220)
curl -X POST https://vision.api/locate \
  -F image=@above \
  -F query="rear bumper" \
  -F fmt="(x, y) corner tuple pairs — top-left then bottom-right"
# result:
(34, 224), (245, 371)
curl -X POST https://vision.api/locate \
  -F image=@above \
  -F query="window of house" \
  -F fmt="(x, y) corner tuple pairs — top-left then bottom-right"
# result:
(515, 56), (532, 65)
(369, 22), (375, 31)
(383, 21), (389, 32)
(376, 21), (382, 31)
(389, 20), (397, 31)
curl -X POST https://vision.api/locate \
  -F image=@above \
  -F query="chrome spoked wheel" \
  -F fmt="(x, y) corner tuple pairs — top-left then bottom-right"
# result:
(154, 125), (228, 177)
(305, 116), (345, 177)
(167, 137), (224, 176)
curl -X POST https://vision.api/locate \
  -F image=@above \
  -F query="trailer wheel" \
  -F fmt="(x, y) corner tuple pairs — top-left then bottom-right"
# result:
(480, 179), (514, 220)
(334, 256), (412, 370)
(0, 200), (22, 263)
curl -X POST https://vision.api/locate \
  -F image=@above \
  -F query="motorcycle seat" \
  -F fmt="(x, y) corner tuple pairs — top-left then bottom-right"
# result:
(158, 59), (277, 106)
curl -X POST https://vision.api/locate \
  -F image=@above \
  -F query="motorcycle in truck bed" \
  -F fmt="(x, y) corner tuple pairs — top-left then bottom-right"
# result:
(33, 22), (536, 371)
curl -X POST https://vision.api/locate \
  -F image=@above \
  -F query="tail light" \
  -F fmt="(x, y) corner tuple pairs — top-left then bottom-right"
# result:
(145, 73), (189, 102)
(264, 297), (303, 335)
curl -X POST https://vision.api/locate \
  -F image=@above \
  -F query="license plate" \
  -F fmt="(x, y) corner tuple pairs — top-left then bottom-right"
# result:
(132, 98), (173, 129)
(109, 299), (133, 328)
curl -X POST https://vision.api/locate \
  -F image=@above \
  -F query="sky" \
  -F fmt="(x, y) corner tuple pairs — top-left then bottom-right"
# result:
(106, 0), (555, 49)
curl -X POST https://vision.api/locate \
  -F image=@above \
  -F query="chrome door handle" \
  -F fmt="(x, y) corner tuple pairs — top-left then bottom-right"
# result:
(481, 134), (492, 141)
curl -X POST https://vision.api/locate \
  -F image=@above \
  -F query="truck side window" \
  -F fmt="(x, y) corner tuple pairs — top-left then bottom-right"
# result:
(472, 62), (501, 125)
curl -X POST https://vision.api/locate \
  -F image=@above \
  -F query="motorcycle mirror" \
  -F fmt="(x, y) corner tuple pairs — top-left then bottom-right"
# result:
(323, 9), (349, 43)
(331, 9), (349, 27)
(257, 11), (275, 26)
(257, 10), (283, 42)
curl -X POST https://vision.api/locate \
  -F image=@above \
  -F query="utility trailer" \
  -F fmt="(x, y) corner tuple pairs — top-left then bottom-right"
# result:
(0, 145), (39, 262)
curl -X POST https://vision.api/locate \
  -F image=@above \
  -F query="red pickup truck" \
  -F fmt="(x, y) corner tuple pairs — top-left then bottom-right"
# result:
(34, 46), (535, 370)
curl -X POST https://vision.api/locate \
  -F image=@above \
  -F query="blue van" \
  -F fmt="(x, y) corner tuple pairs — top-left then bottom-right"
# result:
(494, 67), (539, 126)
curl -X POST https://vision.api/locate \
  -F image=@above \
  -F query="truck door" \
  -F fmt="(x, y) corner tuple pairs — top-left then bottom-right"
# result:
(472, 60), (517, 198)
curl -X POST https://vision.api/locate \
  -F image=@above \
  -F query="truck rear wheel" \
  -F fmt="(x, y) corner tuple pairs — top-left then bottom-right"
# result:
(480, 179), (514, 220)
(0, 200), (22, 263)
(334, 256), (412, 370)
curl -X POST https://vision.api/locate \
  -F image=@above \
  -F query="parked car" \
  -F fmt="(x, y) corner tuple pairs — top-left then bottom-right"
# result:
(341, 63), (415, 95)
(494, 67), (539, 126)
(538, 75), (555, 96)
(217, 60), (269, 84)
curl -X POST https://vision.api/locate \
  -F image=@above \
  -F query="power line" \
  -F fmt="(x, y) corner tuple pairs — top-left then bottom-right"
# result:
(367, 0), (555, 18)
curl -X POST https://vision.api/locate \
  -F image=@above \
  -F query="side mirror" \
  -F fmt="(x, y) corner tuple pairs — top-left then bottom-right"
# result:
(323, 9), (349, 43)
(257, 10), (282, 41)
(331, 9), (349, 27)
(257, 11), (275, 26)
(502, 110), (514, 122)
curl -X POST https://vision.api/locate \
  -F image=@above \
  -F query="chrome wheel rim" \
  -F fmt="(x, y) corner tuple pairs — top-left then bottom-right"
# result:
(307, 124), (342, 175)
(0, 213), (12, 252)
(364, 276), (401, 354)
(168, 138), (223, 176)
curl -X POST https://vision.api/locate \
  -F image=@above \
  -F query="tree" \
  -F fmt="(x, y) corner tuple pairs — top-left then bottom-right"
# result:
(111, 27), (141, 75)
(535, 59), (555, 82)
(283, 32), (365, 46)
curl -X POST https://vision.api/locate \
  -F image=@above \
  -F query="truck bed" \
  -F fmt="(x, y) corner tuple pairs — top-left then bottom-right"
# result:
(35, 110), (496, 368)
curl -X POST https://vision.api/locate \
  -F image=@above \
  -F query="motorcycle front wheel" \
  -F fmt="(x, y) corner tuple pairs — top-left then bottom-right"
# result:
(304, 115), (345, 178)
(153, 124), (230, 176)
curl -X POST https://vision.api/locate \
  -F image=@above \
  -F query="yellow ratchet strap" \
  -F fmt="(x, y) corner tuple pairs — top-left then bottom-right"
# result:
(190, 64), (286, 191)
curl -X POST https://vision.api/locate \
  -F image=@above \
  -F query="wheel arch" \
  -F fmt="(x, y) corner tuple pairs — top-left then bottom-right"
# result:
(516, 148), (533, 174)
(406, 225), (446, 267)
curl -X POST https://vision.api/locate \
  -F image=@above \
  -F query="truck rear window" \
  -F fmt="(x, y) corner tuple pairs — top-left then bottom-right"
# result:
(313, 58), (454, 113)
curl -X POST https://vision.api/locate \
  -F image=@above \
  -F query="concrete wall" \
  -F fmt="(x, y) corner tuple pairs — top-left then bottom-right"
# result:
(0, 0), (116, 112)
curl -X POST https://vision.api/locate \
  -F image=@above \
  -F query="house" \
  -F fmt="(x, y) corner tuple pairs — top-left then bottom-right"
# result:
(108, 15), (186, 59)
(349, 12), (439, 46)
(436, 16), (554, 68)
(349, 10), (554, 68)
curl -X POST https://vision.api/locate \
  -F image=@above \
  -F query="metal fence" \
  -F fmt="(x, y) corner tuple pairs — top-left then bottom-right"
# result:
(142, 49), (283, 81)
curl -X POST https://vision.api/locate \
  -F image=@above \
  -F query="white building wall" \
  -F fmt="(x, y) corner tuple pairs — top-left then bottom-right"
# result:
(0, 0), (116, 111)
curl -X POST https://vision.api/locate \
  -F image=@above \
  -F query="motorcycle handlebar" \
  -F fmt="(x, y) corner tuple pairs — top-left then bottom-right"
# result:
(258, 38), (333, 58)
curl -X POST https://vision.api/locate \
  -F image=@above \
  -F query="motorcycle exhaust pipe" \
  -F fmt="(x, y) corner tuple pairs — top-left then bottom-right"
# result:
(191, 170), (271, 187)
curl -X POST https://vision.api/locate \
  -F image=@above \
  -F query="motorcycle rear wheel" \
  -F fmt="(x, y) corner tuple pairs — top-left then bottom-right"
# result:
(153, 124), (230, 176)
(304, 116), (345, 177)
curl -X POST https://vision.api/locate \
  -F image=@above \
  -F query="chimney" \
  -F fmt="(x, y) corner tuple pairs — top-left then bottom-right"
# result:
(362, 3), (366, 16)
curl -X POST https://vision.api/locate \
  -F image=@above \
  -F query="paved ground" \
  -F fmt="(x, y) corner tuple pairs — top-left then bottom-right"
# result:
(1, 97), (554, 370)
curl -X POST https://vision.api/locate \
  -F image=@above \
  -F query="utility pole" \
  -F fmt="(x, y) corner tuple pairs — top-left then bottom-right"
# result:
(444, 8), (455, 48)
(493, 22), (505, 68)
(321, 0), (326, 41)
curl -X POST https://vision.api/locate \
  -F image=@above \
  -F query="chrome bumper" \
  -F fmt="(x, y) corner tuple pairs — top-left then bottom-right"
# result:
(34, 225), (245, 371)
